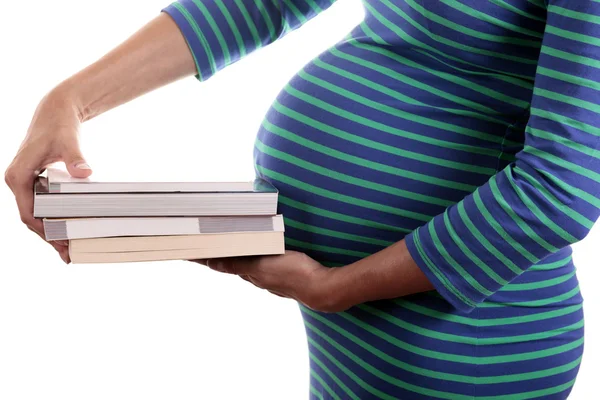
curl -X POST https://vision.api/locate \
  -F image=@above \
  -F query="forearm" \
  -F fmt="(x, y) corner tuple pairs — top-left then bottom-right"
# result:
(55, 13), (195, 121)
(327, 240), (434, 311)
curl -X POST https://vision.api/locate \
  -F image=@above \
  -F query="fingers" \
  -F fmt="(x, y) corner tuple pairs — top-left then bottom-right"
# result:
(6, 145), (76, 264)
(7, 163), (45, 237)
(239, 275), (290, 298)
(51, 242), (71, 264)
(213, 256), (261, 276)
(268, 290), (291, 298)
(61, 137), (92, 179)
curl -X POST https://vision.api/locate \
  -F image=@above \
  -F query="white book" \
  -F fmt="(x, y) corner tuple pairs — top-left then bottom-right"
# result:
(43, 215), (285, 241)
(34, 168), (278, 218)
(45, 168), (265, 193)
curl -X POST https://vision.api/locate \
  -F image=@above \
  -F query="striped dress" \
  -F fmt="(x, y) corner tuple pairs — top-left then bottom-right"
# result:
(162, 1), (600, 398)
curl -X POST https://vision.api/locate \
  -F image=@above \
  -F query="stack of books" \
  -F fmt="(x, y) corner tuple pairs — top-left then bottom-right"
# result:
(33, 168), (285, 264)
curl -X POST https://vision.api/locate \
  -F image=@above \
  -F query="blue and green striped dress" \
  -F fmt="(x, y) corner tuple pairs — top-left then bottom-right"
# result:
(163, 1), (600, 398)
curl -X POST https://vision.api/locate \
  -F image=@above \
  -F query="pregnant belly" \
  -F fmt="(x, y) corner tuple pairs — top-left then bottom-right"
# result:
(253, 39), (527, 265)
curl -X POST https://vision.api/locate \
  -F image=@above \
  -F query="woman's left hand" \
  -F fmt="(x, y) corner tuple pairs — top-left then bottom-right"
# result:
(192, 251), (341, 313)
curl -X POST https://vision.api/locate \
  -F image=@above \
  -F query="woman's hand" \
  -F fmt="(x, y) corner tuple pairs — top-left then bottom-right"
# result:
(5, 13), (197, 263)
(193, 251), (343, 313)
(4, 90), (91, 263)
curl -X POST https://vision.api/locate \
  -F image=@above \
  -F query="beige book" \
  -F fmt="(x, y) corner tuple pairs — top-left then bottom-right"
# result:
(69, 231), (285, 264)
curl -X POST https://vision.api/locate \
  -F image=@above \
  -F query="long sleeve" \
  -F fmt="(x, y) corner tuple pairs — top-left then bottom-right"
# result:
(405, 1), (600, 313)
(162, 0), (336, 81)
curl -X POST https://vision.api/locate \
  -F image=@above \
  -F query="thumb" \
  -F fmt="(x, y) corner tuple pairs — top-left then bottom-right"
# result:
(62, 140), (92, 179)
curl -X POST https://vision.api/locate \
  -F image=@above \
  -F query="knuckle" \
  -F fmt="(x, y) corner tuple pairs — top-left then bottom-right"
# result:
(20, 213), (32, 225)
(4, 169), (15, 186)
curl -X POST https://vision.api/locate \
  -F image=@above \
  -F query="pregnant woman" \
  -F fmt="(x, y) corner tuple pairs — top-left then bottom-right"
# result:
(6, 1), (600, 399)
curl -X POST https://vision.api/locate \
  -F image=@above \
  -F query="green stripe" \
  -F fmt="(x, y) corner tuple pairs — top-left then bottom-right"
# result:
(478, 378), (577, 400)
(529, 255), (572, 271)
(489, 177), (559, 253)
(442, 211), (509, 285)
(310, 383), (323, 400)
(412, 228), (477, 308)
(284, 217), (393, 247)
(479, 286), (581, 308)
(428, 218), (493, 297)
(359, 303), (585, 344)
(504, 168), (580, 243)
(395, 299), (582, 326)
(526, 0), (546, 8)
(479, 356), (581, 384)
(549, 4), (600, 25)
(171, 3), (216, 76)
(262, 119), (457, 205)
(258, 166), (431, 222)
(406, 0), (541, 46)
(309, 336), (472, 400)
(306, 319), (475, 384)
(440, 0), (543, 37)
(528, 127), (600, 160)
(535, 87), (600, 116)
(191, 0), (231, 65)
(535, 167), (600, 209)
(537, 66), (600, 93)
(542, 46), (600, 70)
(501, 270), (577, 291)
(514, 166), (595, 230)
(294, 72), (501, 174)
(256, 138), (435, 221)
(489, 0), (546, 22)
(304, 306), (584, 365)
(309, 352), (360, 400)
(270, 100), (477, 191)
(278, 195), (410, 233)
(253, 0), (277, 41)
(523, 145), (600, 184)
(382, 0), (540, 62)
(290, 71), (508, 149)
(305, 0), (324, 14)
(362, 8), (533, 81)
(310, 369), (340, 400)
(324, 49), (514, 126)
(348, 39), (530, 109)
(546, 25), (600, 48)
(233, 0), (263, 48)
(473, 189), (539, 263)
(281, 0), (307, 22)
(457, 201), (522, 274)
(214, 1), (247, 57)
(311, 318), (583, 385)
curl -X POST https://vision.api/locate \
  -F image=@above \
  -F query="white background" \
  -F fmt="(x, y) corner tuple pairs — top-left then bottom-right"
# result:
(0, 1), (597, 399)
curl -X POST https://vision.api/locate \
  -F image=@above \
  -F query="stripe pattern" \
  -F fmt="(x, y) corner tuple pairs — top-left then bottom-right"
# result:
(163, 0), (599, 398)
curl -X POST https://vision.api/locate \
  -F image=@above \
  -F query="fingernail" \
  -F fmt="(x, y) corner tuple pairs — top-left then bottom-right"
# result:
(74, 162), (91, 170)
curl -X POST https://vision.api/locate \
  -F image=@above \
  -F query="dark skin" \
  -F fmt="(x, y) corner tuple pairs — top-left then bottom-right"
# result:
(193, 239), (433, 313)
(5, 13), (434, 313)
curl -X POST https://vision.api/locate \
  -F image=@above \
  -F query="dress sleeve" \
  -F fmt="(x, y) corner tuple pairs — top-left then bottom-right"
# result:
(404, 1), (600, 313)
(162, 0), (337, 81)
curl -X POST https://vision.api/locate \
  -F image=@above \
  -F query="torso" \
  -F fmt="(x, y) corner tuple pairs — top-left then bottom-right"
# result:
(254, 1), (583, 398)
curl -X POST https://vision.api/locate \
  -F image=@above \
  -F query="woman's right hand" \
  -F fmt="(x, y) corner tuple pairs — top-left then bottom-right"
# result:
(4, 88), (92, 263)
(5, 13), (196, 263)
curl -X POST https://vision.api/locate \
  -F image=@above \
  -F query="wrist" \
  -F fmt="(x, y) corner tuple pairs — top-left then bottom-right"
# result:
(312, 265), (356, 313)
(46, 81), (86, 123)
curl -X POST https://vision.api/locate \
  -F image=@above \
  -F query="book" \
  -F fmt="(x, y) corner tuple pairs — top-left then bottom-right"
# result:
(44, 168), (270, 193)
(33, 168), (278, 218)
(69, 231), (285, 264)
(43, 215), (285, 241)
